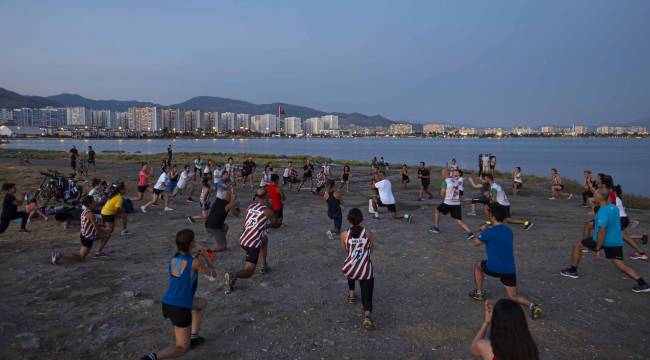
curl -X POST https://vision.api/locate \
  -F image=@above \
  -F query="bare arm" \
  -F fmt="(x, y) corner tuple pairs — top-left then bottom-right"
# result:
(264, 208), (280, 227)
(366, 229), (375, 252)
(192, 251), (217, 277)
(334, 191), (343, 205)
(470, 301), (495, 359)
(595, 227), (607, 250)
(339, 231), (347, 251)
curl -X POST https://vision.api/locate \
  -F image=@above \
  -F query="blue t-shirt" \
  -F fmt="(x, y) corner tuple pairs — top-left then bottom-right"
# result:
(592, 204), (623, 247)
(478, 224), (516, 274)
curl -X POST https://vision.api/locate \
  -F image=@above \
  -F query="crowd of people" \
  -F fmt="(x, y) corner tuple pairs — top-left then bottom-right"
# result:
(1, 146), (649, 360)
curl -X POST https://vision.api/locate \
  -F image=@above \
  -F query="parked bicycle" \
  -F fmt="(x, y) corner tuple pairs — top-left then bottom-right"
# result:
(37, 169), (83, 206)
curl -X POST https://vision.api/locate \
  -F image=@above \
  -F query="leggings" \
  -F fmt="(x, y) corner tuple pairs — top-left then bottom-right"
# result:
(0, 211), (28, 234)
(582, 190), (593, 204)
(329, 212), (342, 232)
(348, 278), (374, 312)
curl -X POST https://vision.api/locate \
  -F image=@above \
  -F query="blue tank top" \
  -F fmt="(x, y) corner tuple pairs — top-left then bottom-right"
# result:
(162, 253), (198, 309)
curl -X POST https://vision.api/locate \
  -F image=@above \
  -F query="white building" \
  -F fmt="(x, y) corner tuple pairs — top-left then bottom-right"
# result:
(66, 107), (91, 127)
(0, 109), (12, 123)
(0, 125), (44, 137)
(128, 107), (162, 131)
(304, 117), (324, 134)
(220, 112), (236, 131)
(237, 113), (250, 130)
(422, 123), (451, 134)
(91, 110), (114, 128)
(389, 123), (413, 135)
(321, 114), (339, 130)
(284, 117), (302, 135)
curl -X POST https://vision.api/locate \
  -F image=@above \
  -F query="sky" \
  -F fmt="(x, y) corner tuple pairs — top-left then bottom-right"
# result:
(1, 0), (649, 127)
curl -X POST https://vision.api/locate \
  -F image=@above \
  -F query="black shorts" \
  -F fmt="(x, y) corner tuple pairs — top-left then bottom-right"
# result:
(342, 174), (349, 182)
(88, 159), (95, 164)
(621, 216), (630, 230)
(137, 185), (148, 193)
(101, 214), (116, 223)
(377, 199), (396, 213)
(162, 303), (192, 328)
(303, 174), (312, 180)
(273, 207), (283, 219)
(153, 188), (164, 195)
(514, 182), (522, 189)
(80, 234), (94, 248)
(242, 245), (261, 265)
(472, 196), (490, 205)
(481, 260), (517, 287)
(437, 203), (462, 220)
(580, 238), (624, 260)
(490, 203), (511, 219)
(421, 180), (430, 189)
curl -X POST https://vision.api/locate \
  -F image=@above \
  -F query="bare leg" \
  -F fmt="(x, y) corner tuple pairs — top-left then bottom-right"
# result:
(570, 241), (584, 267)
(259, 238), (268, 267)
(190, 297), (207, 336)
(434, 209), (440, 227)
(155, 326), (191, 359)
(622, 231), (643, 253)
(505, 286), (532, 307)
(456, 219), (471, 233)
(612, 259), (641, 281)
(473, 261), (484, 293)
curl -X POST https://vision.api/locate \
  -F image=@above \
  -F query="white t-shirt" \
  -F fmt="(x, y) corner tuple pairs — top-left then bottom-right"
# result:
(177, 170), (192, 189)
(224, 163), (234, 175)
(283, 167), (291, 177)
(616, 197), (628, 218)
(154, 173), (169, 190)
(374, 179), (395, 205)
(457, 177), (464, 192)
(490, 183), (510, 206)
(213, 168), (224, 183)
(443, 178), (461, 205)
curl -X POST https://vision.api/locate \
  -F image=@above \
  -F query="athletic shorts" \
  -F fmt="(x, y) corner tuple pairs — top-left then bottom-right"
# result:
(166, 182), (177, 193)
(490, 203), (511, 219)
(514, 182), (522, 189)
(206, 227), (227, 248)
(153, 188), (164, 195)
(580, 238), (624, 260)
(481, 260), (517, 287)
(621, 216), (630, 230)
(421, 180), (430, 189)
(437, 203), (462, 220)
(137, 185), (148, 193)
(101, 214), (116, 223)
(342, 174), (349, 182)
(377, 199), (396, 213)
(242, 245), (261, 264)
(80, 234), (94, 248)
(303, 174), (312, 180)
(273, 207), (283, 219)
(88, 159), (95, 164)
(162, 303), (192, 328)
(201, 200), (211, 211)
(472, 196), (490, 205)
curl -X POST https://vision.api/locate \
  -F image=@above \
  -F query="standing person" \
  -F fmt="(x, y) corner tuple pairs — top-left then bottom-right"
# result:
(223, 188), (280, 293)
(485, 174), (533, 230)
(340, 165), (351, 192)
(400, 164), (409, 189)
(370, 170), (412, 222)
(166, 165), (180, 208)
(188, 177), (212, 222)
(470, 299), (539, 360)
(581, 170), (597, 208)
(224, 157), (236, 184)
(241, 156), (256, 188)
(324, 179), (343, 240)
(0, 183), (29, 234)
(417, 162), (433, 201)
(142, 166), (172, 213)
(193, 156), (205, 178)
(167, 144), (173, 165)
(212, 164), (224, 191)
(51, 196), (108, 264)
(140, 229), (217, 360)
(468, 207), (542, 319)
(87, 145), (96, 172)
(512, 166), (523, 195)
(267, 174), (285, 227)
(283, 161), (294, 188)
(430, 171), (474, 239)
(312, 167), (327, 195)
(193, 184), (240, 254)
(259, 162), (274, 187)
(298, 159), (314, 192)
(202, 159), (213, 182)
(560, 190), (649, 293)
(340, 208), (375, 330)
(173, 165), (195, 202)
(550, 168), (573, 200)
(322, 161), (332, 179)
(136, 162), (153, 201)
(449, 158), (459, 171)
(69, 145), (79, 172)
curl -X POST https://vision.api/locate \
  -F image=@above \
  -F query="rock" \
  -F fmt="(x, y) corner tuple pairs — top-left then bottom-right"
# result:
(604, 298), (615, 303)
(130, 299), (155, 310)
(15, 332), (40, 349)
(122, 290), (140, 298)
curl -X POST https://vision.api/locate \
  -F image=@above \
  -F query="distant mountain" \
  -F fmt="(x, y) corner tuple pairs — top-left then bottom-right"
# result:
(47, 93), (160, 112)
(0, 87), (61, 109)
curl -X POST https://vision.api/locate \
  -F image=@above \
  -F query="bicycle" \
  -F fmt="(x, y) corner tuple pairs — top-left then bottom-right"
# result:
(37, 169), (83, 206)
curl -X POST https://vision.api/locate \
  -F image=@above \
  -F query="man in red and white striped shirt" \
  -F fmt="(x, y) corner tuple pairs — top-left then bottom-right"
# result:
(224, 187), (279, 293)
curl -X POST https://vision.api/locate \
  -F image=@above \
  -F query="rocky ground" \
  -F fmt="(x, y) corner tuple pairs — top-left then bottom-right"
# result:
(0, 156), (649, 360)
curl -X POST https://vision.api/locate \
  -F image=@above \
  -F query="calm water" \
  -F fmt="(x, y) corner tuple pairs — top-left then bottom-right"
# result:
(3, 137), (649, 196)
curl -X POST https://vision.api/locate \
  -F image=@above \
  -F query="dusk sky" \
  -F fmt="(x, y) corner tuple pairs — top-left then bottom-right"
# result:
(1, 0), (649, 126)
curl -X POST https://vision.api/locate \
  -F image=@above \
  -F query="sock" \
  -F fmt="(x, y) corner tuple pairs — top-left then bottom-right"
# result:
(638, 278), (647, 286)
(570, 266), (577, 272)
(190, 333), (199, 339)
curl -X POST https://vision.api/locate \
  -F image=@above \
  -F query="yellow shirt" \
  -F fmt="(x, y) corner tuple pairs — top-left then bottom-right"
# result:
(101, 194), (123, 216)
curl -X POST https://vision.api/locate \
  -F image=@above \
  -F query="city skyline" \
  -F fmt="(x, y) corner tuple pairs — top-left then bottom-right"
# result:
(1, 1), (650, 127)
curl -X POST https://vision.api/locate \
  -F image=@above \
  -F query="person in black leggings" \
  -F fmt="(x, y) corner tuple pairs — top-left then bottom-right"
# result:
(0, 183), (29, 234)
(324, 180), (343, 239)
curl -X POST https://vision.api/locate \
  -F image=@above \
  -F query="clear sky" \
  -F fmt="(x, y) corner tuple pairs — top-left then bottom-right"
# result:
(1, 0), (649, 126)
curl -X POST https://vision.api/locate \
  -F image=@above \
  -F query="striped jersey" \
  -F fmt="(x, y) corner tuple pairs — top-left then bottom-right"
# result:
(239, 203), (269, 248)
(80, 206), (97, 239)
(341, 228), (373, 280)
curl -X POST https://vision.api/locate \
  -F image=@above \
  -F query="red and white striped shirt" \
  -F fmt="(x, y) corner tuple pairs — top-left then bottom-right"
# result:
(341, 228), (373, 280)
(80, 206), (97, 239)
(239, 203), (269, 248)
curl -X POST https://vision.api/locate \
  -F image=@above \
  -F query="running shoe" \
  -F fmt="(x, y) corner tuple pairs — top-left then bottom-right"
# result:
(140, 353), (157, 360)
(372, 213), (380, 220)
(466, 232), (475, 240)
(466, 211), (477, 216)
(260, 264), (271, 274)
(560, 268), (579, 279)
(429, 226), (441, 234)
(120, 229), (130, 236)
(18, 228), (30, 233)
(567, 194), (574, 200)
(164, 207), (174, 211)
(140, 206), (147, 213)
(468, 289), (486, 301)
(484, 220), (492, 226)
(190, 335), (205, 348)
(524, 221), (534, 231)
(187, 216), (195, 224)
(94, 251), (110, 258)
(548, 197), (556, 200)
(186, 197), (194, 203)
(50, 251), (60, 265)
(581, 203), (589, 208)
(530, 304), (542, 320)
(326, 230), (333, 240)
(629, 252), (648, 260)
(362, 317), (374, 330)
(632, 283), (650, 293)
(224, 272), (236, 294)
(406, 214), (413, 224)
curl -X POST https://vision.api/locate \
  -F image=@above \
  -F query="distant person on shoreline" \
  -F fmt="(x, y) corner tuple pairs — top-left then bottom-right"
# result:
(87, 145), (96, 172)
(340, 165), (351, 192)
(298, 159), (314, 192)
(69, 145), (79, 172)
(193, 155), (204, 178)
(417, 162), (432, 201)
(549, 168), (573, 200)
(512, 166), (522, 195)
(167, 144), (173, 165)
(400, 164), (409, 189)
(241, 156), (256, 188)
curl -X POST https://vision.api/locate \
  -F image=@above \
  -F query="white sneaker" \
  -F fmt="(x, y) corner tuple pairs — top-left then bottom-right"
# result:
(467, 211), (477, 216)
(120, 229), (130, 236)
(548, 197), (556, 200)
(140, 206), (147, 213)
(164, 207), (174, 211)
(567, 194), (574, 200)
(326, 230), (333, 240)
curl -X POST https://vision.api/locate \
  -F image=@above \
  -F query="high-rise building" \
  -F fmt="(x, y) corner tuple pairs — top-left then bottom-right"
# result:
(39, 107), (67, 128)
(573, 125), (588, 135)
(284, 117), (302, 135)
(422, 124), (451, 134)
(182, 110), (201, 132)
(540, 126), (557, 134)
(128, 107), (162, 131)
(114, 112), (129, 129)
(0, 109), (13, 124)
(259, 114), (278, 134)
(199, 111), (217, 131)
(12, 108), (34, 127)
(321, 115), (339, 130)
(66, 107), (91, 127)
(221, 112), (236, 131)
(91, 110), (113, 128)
(236, 113), (250, 130)
(389, 123), (413, 135)
(304, 117), (324, 134)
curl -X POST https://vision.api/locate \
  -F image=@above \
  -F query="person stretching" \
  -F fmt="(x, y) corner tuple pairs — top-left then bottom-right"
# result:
(51, 196), (108, 264)
(430, 171), (473, 239)
(485, 174), (533, 230)
(0, 183), (29, 234)
(324, 179), (343, 240)
(549, 168), (573, 200)
(370, 170), (412, 222)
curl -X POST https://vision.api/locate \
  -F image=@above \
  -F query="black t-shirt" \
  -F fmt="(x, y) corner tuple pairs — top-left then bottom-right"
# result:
(69, 148), (79, 160)
(88, 150), (95, 161)
(418, 168), (430, 183)
(205, 198), (229, 229)
(304, 164), (314, 176)
(243, 160), (255, 173)
(2, 193), (17, 219)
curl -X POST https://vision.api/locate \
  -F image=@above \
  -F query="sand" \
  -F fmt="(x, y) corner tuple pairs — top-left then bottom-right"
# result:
(0, 156), (649, 359)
